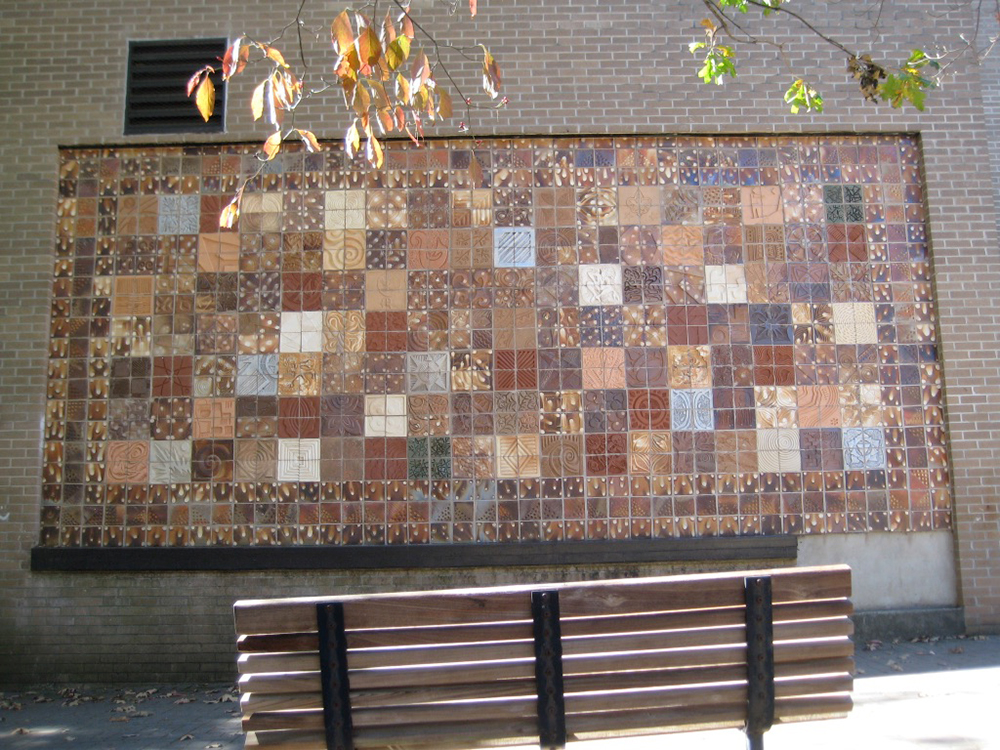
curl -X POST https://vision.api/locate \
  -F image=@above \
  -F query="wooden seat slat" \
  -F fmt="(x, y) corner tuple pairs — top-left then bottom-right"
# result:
(239, 655), (853, 715)
(244, 672), (851, 735)
(245, 694), (854, 750)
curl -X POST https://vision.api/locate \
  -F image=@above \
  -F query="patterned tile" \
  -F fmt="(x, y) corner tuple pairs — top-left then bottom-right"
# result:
(493, 227), (536, 267)
(843, 427), (887, 469)
(365, 395), (408, 437)
(365, 269), (408, 311)
(741, 186), (782, 224)
(756, 428), (801, 472)
(157, 194), (200, 235)
(197, 233), (240, 272)
(832, 302), (879, 344)
(578, 264), (623, 306)
(234, 439), (278, 482)
(670, 389), (714, 431)
(279, 311), (323, 352)
(277, 438), (321, 482)
(496, 434), (541, 478)
(408, 352), (451, 393)
(325, 190), (366, 229)
(149, 440), (192, 484)
(322, 229), (366, 270)
(236, 354), (279, 396)
(192, 398), (236, 439)
(106, 441), (149, 484)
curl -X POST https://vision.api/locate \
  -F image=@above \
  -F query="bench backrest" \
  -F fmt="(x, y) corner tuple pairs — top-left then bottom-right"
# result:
(234, 564), (853, 749)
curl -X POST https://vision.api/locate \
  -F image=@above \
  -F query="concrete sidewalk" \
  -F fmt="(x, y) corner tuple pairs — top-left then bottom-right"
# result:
(2, 635), (999, 749)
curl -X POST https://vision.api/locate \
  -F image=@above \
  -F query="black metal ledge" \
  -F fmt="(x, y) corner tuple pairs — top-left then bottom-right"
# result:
(31, 536), (796, 572)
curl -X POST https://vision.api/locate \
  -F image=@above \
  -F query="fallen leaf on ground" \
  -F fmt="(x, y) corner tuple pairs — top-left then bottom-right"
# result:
(950, 646), (965, 654)
(110, 716), (129, 723)
(887, 660), (903, 672)
(206, 744), (223, 748)
(864, 640), (883, 651)
(174, 698), (194, 704)
(179, 734), (193, 741)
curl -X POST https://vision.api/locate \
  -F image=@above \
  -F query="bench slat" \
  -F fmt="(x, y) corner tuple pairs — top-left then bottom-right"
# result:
(234, 566), (850, 635)
(243, 673), (851, 733)
(236, 598), (852, 660)
(238, 634), (852, 696)
(240, 656), (853, 714)
(245, 693), (851, 749)
(239, 613), (850, 677)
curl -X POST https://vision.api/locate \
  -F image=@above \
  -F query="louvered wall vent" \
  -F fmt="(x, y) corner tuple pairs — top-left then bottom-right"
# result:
(124, 38), (228, 135)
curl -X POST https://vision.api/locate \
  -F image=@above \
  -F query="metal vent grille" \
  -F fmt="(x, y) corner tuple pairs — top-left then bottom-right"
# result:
(124, 38), (227, 135)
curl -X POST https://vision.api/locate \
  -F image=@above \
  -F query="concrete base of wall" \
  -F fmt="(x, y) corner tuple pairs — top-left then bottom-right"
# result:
(853, 607), (966, 643)
(797, 531), (958, 610)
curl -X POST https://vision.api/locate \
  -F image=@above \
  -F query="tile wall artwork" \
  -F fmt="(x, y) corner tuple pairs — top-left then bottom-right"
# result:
(42, 135), (952, 548)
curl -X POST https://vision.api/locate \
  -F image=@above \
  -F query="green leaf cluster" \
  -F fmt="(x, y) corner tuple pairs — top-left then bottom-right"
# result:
(784, 79), (823, 114)
(878, 49), (939, 111)
(689, 41), (738, 85)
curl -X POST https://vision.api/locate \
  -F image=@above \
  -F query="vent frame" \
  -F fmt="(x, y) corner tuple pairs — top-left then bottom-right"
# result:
(124, 38), (228, 136)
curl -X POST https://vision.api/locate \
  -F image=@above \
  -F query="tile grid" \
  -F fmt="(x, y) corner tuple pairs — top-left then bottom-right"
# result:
(42, 135), (951, 547)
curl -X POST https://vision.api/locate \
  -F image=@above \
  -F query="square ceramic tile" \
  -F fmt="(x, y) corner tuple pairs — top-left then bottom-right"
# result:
(408, 352), (450, 393)
(496, 434), (541, 478)
(325, 190), (366, 229)
(105, 441), (149, 484)
(843, 427), (887, 469)
(741, 186), (782, 224)
(365, 270), (408, 311)
(365, 394), (408, 437)
(197, 233), (240, 272)
(236, 354), (279, 396)
(279, 311), (323, 353)
(157, 194), (200, 234)
(277, 438), (321, 482)
(832, 302), (878, 344)
(579, 264), (623, 306)
(322, 229), (366, 270)
(756, 428), (801, 472)
(670, 389), (714, 431)
(234, 439), (277, 482)
(149, 440), (192, 484)
(494, 227), (536, 267)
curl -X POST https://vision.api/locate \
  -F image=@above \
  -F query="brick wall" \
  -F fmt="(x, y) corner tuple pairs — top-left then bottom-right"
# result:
(2, 0), (1000, 684)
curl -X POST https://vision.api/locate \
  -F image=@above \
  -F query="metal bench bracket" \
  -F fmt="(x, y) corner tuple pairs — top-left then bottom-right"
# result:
(532, 590), (567, 749)
(745, 576), (776, 750)
(317, 602), (354, 750)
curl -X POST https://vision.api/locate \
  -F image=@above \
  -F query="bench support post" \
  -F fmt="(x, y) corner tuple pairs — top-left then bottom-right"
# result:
(317, 602), (354, 750)
(744, 576), (775, 750)
(532, 590), (567, 750)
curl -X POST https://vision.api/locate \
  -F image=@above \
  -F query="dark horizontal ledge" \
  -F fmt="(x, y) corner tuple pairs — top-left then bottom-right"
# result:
(31, 536), (796, 572)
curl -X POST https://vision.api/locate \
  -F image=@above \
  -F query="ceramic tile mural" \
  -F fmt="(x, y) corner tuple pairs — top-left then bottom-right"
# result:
(41, 135), (952, 548)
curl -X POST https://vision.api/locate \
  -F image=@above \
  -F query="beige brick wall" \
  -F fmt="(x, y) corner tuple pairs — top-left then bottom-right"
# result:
(2, 0), (999, 683)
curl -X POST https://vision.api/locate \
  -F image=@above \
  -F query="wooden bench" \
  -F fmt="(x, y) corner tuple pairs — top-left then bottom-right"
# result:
(234, 564), (853, 749)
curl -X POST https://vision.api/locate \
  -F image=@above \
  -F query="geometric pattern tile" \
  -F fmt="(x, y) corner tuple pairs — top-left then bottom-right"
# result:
(277, 438), (321, 482)
(493, 227), (535, 267)
(44, 136), (951, 548)
(843, 427), (887, 470)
